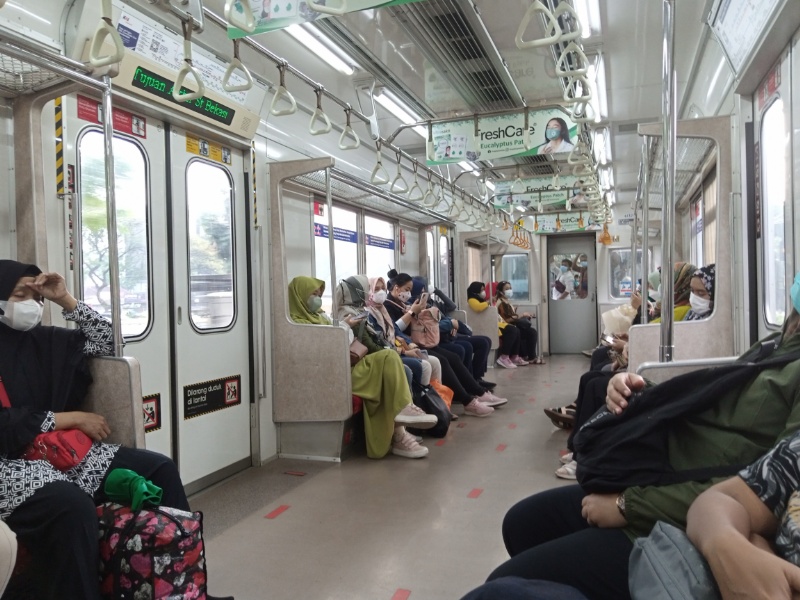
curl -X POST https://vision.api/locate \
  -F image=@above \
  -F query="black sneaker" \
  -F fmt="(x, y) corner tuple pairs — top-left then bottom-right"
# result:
(478, 378), (497, 390)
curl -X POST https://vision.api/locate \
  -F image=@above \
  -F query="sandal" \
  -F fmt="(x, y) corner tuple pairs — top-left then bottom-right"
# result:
(543, 405), (576, 429)
(533, 357), (545, 365)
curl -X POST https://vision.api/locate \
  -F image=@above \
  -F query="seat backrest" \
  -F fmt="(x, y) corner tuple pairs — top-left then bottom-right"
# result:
(466, 305), (500, 350)
(83, 356), (145, 448)
(0, 521), (16, 596)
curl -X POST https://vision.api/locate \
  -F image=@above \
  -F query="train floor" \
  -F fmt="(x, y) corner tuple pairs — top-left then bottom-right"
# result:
(191, 354), (588, 600)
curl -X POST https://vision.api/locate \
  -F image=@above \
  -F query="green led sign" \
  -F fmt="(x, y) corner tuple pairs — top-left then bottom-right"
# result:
(131, 66), (236, 126)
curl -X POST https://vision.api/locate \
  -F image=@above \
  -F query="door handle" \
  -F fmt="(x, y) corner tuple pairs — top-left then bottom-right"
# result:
(177, 306), (182, 325)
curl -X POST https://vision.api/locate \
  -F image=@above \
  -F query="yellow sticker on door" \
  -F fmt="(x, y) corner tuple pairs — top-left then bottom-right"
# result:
(186, 135), (232, 165)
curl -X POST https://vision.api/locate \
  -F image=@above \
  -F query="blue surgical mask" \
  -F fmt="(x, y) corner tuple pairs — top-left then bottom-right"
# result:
(307, 295), (322, 313)
(560, 265), (568, 273)
(546, 128), (561, 141)
(579, 261), (587, 267)
(791, 272), (800, 313)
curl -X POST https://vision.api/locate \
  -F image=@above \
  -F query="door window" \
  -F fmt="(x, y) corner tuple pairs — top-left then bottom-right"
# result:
(761, 98), (787, 326)
(502, 254), (530, 302)
(549, 254), (585, 301)
(314, 205), (358, 312)
(186, 161), (235, 330)
(78, 131), (150, 338)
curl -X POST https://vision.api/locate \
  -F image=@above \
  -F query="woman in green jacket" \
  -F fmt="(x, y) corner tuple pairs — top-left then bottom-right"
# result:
(485, 283), (800, 600)
(287, 276), (435, 459)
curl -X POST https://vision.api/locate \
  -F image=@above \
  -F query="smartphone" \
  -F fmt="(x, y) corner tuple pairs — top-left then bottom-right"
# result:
(600, 333), (616, 347)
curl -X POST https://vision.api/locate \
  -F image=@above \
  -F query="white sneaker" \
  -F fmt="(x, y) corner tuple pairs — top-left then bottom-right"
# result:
(392, 431), (429, 458)
(464, 398), (494, 417)
(477, 391), (508, 408)
(395, 403), (438, 429)
(555, 460), (577, 480)
(559, 451), (574, 465)
(496, 355), (517, 369)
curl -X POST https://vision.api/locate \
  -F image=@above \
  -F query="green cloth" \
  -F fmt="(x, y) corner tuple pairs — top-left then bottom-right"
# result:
(288, 276), (329, 324)
(623, 331), (800, 540)
(104, 468), (163, 511)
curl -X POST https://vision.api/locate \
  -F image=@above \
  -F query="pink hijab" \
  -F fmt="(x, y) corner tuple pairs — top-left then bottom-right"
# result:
(367, 277), (395, 343)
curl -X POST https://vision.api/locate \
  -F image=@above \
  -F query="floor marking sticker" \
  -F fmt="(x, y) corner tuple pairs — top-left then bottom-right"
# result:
(264, 505), (290, 519)
(496, 444), (507, 452)
(283, 471), (306, 476)
(435, 440), (446, 446)
(508, 423), (517, 429)
(392, 590), (412, 600)
(517, 409), (525, 414)
(468, 488), (483, 499)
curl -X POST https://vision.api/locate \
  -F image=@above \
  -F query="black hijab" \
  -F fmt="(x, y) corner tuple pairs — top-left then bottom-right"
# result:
(0, 260), (90, 415)
(467, 281), (485, 302)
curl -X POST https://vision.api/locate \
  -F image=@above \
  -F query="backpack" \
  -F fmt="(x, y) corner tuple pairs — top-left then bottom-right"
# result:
(409, 306), (441, 348)
(573, 344), (800, 493)
(97, 502), (208, 599)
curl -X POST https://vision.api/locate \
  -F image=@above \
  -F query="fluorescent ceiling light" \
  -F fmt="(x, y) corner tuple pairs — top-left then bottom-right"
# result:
(593, 128), (612, 164)
(458, 161), (476, 172)
(587, 55), (607, 123)
(286, 25), (356, 75)
(573, 0), (601, 38)
(374, 91), (426, 138)
(486, 180), (496, 191)
(7, 2), (51, 25)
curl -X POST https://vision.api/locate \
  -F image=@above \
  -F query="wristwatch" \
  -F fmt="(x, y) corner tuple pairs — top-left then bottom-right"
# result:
(615, 493), (626, 518)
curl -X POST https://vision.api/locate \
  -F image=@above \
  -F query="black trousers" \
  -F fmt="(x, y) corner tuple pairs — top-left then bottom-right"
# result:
(498, 325), (520, 357)
(457, 334), (492, 379)
(489, 485), (633, 600)
(3, 447), (187, 600)
(428, 346), (485, 405)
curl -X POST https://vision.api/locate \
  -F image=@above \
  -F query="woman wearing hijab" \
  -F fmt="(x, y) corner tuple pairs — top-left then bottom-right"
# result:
(651, 262), (696, 323)
(288, 275), (434, 459)
(495, 281), (542, 365)
(0, 260), (232, 600)
(684, 264), (716, 321)
(467, 282), (523, 370)
(384, 270), (504, 417)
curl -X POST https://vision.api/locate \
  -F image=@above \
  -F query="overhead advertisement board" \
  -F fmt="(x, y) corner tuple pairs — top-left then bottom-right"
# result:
(427, 108), (579, 166)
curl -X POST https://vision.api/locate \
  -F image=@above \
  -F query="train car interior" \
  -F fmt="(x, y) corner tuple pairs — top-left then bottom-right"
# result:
(0, 0), (799, 598)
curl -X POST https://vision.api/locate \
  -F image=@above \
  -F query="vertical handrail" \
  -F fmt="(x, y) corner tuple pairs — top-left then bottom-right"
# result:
(102, 77), (122, 356)
(325, 168), (338, 325)
(660, 0), (676, 362)
(641, 137), (651, 324)
(631, 207), (639, 304)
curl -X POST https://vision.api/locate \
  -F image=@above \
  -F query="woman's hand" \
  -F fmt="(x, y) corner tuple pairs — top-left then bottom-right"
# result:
(451, 319), (459, 331)
(630, 291), (643, 310)
(611, 336), (627, 352)
(581, 493), (627, 528)
(707, 537), (800, 600)
(606, 372), (646, 414)
(405, 348), (423, 359)
(56, 411), (111, 441)
(410, 298), (424, 315)
(25, 272), (78, 311)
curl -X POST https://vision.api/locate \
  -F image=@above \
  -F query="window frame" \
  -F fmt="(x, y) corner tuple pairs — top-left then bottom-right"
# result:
(185, 157), (238, 334)
(608, 248), (650, 301)
(501, 253), (531, 303)
(76, 127), (154, 341)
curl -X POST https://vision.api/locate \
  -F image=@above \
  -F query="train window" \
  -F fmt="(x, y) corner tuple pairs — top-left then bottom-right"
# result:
(439, 235), (450, 295)
(426, 230), (436, 287)
(314, 205), (358, 312)
(78, 131), (150, 338)
(186, 161), (235, 330)
(364, 215), (395, 278)
(502, 254), (530, 302)
(690, 196), (704, 268)
(608, 249), (648, 299)
(761, 97), (787, 326)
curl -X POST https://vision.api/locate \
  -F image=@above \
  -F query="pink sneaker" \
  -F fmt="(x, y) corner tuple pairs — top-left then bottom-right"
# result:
(511, 355), (530, 366)
(464, 398), (494, 417)
(478, 391), (508, 408)
(395, 403), (438, 429)
(496, 355), (517, 369)
(392, 431), (429, 458)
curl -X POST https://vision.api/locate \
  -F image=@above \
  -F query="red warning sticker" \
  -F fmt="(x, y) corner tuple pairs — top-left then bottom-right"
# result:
(264, 505), (290, 519)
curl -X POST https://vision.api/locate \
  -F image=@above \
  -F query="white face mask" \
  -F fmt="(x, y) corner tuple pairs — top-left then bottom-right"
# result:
(372, 290), (387, 305)
(650, 290), (662, 302)
(504, 289), (513, 298)
(479, 291), (486, 300)
(689, 292), (711, 315)
(398, 290), (412, 303)
(0, 299), (44, 331)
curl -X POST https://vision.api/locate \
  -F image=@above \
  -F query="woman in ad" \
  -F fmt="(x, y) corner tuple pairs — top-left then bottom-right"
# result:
(540, 117), (574, 154)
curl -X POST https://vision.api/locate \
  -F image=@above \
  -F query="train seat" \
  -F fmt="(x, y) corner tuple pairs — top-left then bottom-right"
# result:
(83, 356), (146, 448)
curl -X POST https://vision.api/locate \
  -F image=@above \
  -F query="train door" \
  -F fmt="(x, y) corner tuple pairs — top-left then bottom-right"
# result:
(168, 125), (251, 489)
(547, 235), (596, 353)
(753, 51), (792, 340)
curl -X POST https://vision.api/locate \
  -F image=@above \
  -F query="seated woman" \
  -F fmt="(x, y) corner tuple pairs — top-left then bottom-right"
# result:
(495, 281), (542, 364)
(466, 281), (523, 371)
(383, 270), (503, 417)
(484, 294), (800, 600)
(684, 264), (716, 321)
(686, 427), (800, 599)
(0, 260), (232, 600)
(411, 276), (495, 389)
(288, 275), (435, 459)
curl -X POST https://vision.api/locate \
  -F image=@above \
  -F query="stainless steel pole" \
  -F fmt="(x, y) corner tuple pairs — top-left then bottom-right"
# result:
(641, 137), (651, 324)
(102, 77), (123, 356)
(325, 168), (338, 324)
(660, 0), (676, 362)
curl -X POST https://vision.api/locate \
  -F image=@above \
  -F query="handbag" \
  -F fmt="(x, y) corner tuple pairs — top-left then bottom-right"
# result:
(349, 319), (369, 366)
(628, 521), (720, 600)
(408, 384), (451, 438)
(0, 379), (92, 471)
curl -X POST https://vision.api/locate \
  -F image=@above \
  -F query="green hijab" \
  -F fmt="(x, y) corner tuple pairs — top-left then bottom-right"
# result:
(288, 276), (329, 325)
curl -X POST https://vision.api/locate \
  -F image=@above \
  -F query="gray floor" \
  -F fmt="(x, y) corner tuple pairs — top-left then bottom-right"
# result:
(191, 355), (588, 600)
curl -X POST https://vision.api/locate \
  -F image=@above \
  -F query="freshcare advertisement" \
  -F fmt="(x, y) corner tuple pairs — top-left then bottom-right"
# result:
(427, 108), (579, 166)
(228, 0), (424, 38)
(491, 175), (598, 212)
(532, 212), (601, 235)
